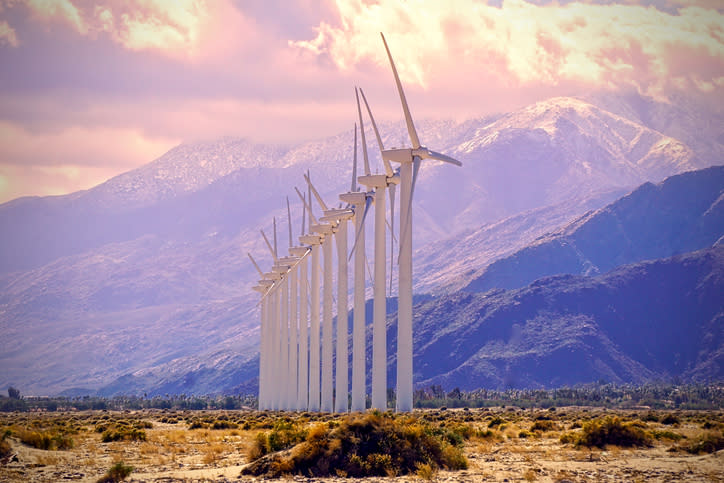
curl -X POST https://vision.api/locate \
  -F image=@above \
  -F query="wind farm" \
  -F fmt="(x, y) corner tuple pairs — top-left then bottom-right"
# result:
(252, 33), (462, 413)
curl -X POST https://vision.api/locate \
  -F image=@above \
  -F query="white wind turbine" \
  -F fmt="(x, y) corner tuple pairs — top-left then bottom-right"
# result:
(295, 183), (324, 411)
(351, 85), (400, 411)
(284, 198), (300, 411)
(379, 32), (462, 412)
(339, 120), (373, 412)
(307, 173), (354, 412)
(260, 222), (285, 410)
(248, 252), (271, 410)
(288, 195), (311, 411)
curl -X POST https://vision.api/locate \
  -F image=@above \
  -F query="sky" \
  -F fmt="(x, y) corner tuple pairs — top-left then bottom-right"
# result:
(0, 0), (722, 204)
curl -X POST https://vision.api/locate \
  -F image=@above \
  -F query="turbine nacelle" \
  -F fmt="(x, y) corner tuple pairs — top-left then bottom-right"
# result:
(272, 264), (292, 274)
(358, 174), (387, 188)
(289, 246), (310, 257)
(339, 191), (367, 206)
(310, 223), (334, 235)
(299, 234), (323, 245)
(319, 208), (354, 224)
(382, 147), (462, 167)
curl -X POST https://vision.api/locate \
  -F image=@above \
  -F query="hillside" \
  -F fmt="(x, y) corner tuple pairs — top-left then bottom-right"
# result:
(464, 165), (724, 293)
(406, 246), (723, 390)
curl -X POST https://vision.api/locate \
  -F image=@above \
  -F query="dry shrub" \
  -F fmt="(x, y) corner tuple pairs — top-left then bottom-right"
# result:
(101, 427), (146, 443)
(17, 428), (73, 450)
(247, 420), (308, 460)
(577, 417), (652, 448)
(202, 443), (226, 464)
(97, 460), (133, 482)
(682, 432), (724, 454)
(1, 430), (12, 459)
(416, 462), (436, 480)
(530, 420), (557, 432)
(242, 412), (467, 478)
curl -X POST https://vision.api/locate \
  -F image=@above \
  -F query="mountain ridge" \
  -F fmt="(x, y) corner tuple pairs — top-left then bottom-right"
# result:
(1, 92), (721, 396)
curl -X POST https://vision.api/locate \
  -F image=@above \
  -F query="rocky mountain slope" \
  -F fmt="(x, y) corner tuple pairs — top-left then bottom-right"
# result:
(0, 93), (721, 396)
(405, 245), (723, 390)
(464, 165), (724, 293)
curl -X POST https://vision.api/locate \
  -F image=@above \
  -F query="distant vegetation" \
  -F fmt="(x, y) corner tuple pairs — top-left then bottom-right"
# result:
(1, 383), (722, 413)
(413, 383), (724, 410)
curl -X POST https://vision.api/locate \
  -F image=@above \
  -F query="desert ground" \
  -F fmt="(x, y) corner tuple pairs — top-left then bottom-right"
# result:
(1, 407), (722, 482)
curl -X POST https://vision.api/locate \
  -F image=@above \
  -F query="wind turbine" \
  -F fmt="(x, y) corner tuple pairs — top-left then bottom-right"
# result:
(340, 119), (373, 412)
(307, 173), (354, 412)
(248, 252), (271, 410)
(352, 85), (401, 411)
(288, 195), (311, 411)
(379, 32), (462, 412)
(296, 184), (324, 411)
(284, 197), (300, 411)
(261, 222), (285, 410)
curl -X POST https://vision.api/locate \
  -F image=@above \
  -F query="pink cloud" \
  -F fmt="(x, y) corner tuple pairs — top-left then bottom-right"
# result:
(292, 0), (724, 99)
(1, 0), (722, 203)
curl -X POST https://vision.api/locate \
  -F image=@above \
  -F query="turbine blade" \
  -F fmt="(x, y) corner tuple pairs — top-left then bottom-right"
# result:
(307, 172), (313, 231)
(422, 149), (462, 167)
(359, 87), (393, 177)
(381, 32), (420, 149)
(348, 194), (372, 261)
(411, 157), (421, 205)
(247, 252), (264, 278)
(260, 229), (277, 262)
(300, 192), (306, 237)
(304, 172), (328, 212)
(286, 196), (293, 248)
(398, 158), (420, 261)
(273, 217), (278, 258)
(295, 186), (317, 226)
(351, 122), (358, 192)
(356, 88), (371, 176)
(388, 182), (396, 295)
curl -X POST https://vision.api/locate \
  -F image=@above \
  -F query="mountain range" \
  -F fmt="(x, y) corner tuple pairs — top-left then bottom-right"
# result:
(0, 91), (721, 396)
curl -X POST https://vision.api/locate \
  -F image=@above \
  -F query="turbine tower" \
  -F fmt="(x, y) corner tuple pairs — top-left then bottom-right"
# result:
(379, 32), (462, 412)
(340, 119), (372, 413)
(289, 195), (311, 411)
(296, 184), (323, 411)
(353, 86), (400, 411)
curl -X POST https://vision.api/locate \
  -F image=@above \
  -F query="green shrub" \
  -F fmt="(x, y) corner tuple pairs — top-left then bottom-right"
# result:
(577, 417), (652, 448)
(97, 461), (133, 482)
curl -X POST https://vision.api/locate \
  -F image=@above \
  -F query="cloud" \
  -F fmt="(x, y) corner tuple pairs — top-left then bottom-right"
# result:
(21, 0), (251, 61)
(0, 20), (18, 46)
(0, 120), (176, 203)
(291, 0), (724, 99)
(2, 0), (722, 204)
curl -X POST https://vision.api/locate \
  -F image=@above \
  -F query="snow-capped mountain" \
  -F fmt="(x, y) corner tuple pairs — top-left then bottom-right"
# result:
(0, 93), (720, 395)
